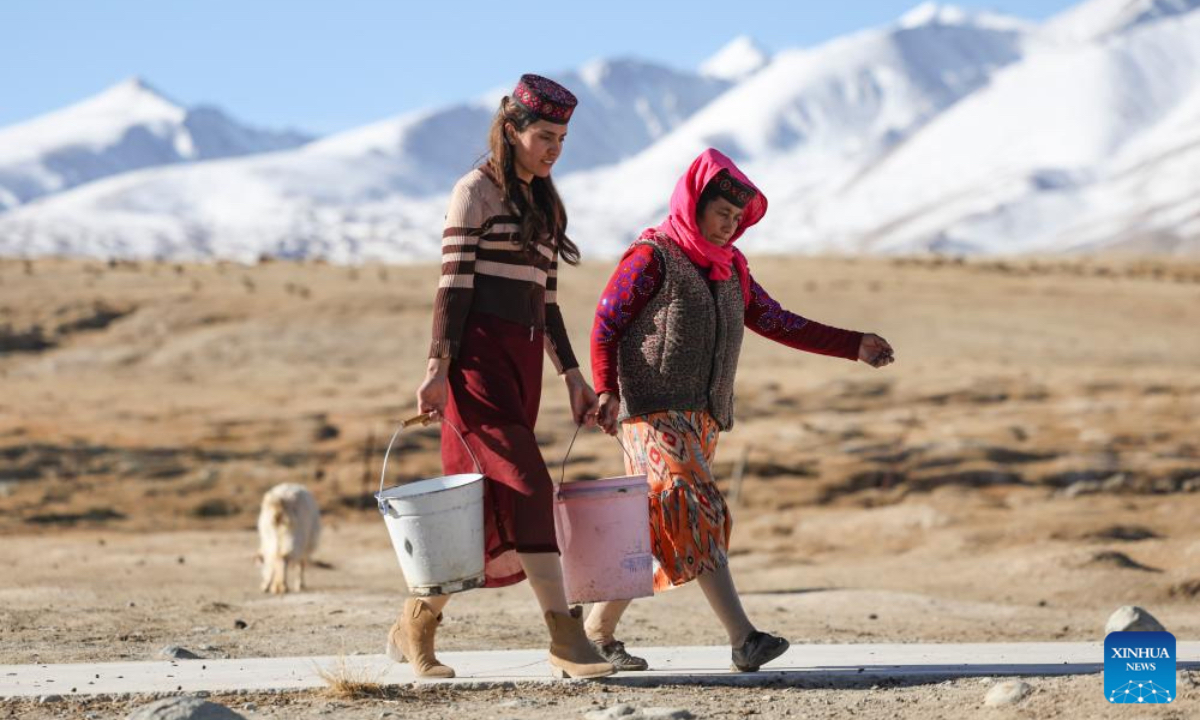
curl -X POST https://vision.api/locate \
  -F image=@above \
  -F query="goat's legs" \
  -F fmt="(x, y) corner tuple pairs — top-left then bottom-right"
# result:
(268, 556), (288, 594)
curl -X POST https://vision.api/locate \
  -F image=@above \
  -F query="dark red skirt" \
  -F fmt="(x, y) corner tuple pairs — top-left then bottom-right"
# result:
(442, 312), (558, 588)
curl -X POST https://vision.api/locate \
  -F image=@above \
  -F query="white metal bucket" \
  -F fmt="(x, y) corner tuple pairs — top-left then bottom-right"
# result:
(375, 420), (485, 595)
(554, 428), (654, 604)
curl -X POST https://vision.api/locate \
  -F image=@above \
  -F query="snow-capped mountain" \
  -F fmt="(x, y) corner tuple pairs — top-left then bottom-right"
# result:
(812, 1), (1200, 254)
(563, 60), (732, 173)
(0, 59), (730, 261)
(300, 57), (730, 195)
(700, 37), (771, 81)
(0, 77), (311, 212)
(564, 5), (1032, 254)
(1, 0), (1199, 261)
(1046, 0), (1200, 41)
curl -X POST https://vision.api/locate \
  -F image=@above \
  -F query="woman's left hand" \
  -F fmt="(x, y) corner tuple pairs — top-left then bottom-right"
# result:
(858, 333), (896, 368)
(565, 369), (600, 427)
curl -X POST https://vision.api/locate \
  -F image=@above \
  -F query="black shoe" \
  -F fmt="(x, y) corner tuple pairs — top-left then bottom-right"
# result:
(590, 639), (649, 671)
(731, 631), (789, 672)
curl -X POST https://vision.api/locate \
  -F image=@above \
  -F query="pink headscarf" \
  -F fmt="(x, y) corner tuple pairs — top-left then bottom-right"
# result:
(652, 148), (768, 307)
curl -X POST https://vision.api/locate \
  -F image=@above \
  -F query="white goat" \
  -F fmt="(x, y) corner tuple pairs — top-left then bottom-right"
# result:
(256, 483), (320, 594)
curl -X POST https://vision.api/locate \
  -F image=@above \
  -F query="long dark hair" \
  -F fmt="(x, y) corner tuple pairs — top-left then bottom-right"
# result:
(482, 97), (580, 265)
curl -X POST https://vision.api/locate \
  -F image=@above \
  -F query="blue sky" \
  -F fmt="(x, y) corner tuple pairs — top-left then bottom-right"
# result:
(2, 0), (1080, 136)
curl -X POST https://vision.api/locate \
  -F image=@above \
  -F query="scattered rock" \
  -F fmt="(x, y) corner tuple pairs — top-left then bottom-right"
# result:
(1062, 480), (1102, 497)
(583, 706), (693, 720)
(1101, 474), (1131, 491)
(127, 697), (246, 720)
(1106, 606), (1167, 634)
(984, 680), (1032, 707)
(159, 645), (203, 660)
(242, 703), (256, 712)
(585, 705), (641, 720)
(1056, 472), (1132, 496)
(233, 620), (248, 630)
(643, 710), (695, 720)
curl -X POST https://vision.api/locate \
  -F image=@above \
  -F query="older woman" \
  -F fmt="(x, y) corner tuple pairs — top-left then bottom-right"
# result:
(397, 74), (613, 680)
(586, 148), (895, 672)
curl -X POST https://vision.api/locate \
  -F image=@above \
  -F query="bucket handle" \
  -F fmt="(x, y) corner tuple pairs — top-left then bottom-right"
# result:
(377, 413), (482, 516)
(559, 422), (636, 487)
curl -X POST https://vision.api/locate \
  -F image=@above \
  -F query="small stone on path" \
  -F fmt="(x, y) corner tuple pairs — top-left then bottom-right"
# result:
(984, 680), (1032, 707)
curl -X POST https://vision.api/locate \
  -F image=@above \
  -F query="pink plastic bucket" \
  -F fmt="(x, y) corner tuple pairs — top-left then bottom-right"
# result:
(554, 432), (654, 604)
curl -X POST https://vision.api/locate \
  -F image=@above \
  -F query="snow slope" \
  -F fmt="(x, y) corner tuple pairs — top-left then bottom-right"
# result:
(0, 78), (311, 211)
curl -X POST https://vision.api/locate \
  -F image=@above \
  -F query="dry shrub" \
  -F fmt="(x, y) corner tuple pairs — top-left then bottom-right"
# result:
(314, 656), (393, 700)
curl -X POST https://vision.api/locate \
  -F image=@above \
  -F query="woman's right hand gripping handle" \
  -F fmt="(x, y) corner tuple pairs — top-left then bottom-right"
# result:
(416, 357), (450, 421)
(597, 392), (621, 437)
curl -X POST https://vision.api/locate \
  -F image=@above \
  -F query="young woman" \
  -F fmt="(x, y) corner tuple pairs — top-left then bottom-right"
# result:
(586, 148), (895, 672)
(393, 74), (614, 680)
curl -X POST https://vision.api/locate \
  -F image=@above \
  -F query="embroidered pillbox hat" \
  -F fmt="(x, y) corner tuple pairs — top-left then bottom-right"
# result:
(709, 169), (757, 208)
(511, 74), (578, 124)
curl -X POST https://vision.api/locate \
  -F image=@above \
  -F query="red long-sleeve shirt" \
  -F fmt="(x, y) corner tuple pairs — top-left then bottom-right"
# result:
(590, 244), (862, 396)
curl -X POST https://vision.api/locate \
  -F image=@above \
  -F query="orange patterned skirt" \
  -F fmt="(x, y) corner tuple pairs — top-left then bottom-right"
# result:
(620, 410), (731, 592)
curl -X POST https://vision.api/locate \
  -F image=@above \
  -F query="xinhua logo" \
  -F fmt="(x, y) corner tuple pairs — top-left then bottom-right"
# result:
(1105, 631), (1176, 704)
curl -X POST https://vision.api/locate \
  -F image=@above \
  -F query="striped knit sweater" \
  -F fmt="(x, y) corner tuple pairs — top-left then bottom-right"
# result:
(430, 167), (578, 373)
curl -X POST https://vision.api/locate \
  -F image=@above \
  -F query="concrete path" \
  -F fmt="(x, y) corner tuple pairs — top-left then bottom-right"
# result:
(4, 642), (1199, 698)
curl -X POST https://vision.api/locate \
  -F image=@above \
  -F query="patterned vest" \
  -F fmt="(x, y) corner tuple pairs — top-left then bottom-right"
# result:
(617, 234), (745, 431)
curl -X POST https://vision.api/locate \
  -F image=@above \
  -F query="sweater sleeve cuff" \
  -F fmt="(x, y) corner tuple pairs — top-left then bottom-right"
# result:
(843, 331), (865, 361)
(544, 303), (578, 374)
(552, 348), (580, 375)
(429, 338), (460, 360)
(595, 383), (619, 397)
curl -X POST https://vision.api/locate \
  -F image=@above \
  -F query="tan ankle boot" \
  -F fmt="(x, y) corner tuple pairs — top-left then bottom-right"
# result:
(543, 606), (616, 679)
(385, 598), (455, 678)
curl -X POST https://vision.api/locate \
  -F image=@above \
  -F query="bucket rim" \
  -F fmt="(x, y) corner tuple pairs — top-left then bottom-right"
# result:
(557, 474), (648, 497)
(376, 472), (484, 502)
(559, 473), (646, 485)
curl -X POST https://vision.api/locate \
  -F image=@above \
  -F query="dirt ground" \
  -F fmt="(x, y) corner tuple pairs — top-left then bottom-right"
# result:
(2, 254), (1199, 718)
(6, 674), (1200, 720)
